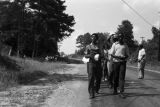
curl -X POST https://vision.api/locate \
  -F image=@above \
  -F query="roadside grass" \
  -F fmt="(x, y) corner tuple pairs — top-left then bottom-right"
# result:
(0, 56), (81, 106)
(0, 55), (20, 90)
(0, 55), (74, 90)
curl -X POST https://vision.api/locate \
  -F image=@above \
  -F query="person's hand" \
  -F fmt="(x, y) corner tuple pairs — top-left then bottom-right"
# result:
(111, 54), (126, 60)
(85, 54), (95, 60)
(138, 59), (141, 62)
(118, 56), (126, 60)
(110, 54), (114, 57)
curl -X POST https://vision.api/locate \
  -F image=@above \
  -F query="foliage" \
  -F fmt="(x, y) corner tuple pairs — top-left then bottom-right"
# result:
(129, 26), (159, 62)
(116, 20), (138, 54)
(144, 27), (159, 61)
(0, 0), (75, 57)
(75, 32), (109, 55)
(76, 33), (92, 49)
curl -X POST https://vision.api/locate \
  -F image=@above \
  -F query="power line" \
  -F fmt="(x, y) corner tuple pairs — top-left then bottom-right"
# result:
(120, 0), (153, 27)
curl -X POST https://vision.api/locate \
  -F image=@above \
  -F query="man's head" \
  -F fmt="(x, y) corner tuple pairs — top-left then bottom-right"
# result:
(92, 33), (99, 44)
(117, 33), (124, 44)
(108, 34), (114, 43)
(112, 34), (119, 42)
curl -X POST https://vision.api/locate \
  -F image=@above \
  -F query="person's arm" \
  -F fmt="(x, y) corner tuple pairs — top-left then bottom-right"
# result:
(139, 55), (145, 62)
(84, 45), (91, 58)
(110, 43), (115, 56)
(110, 43), (120, 59)
(111, 54), (126, 60)
(84, 45), (95, 59)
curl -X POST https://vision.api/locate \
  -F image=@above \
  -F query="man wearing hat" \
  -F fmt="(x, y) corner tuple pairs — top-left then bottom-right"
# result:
(110, 34), (129, 98)
(85, 33), (102, 99)
(106, 33), (118, 88)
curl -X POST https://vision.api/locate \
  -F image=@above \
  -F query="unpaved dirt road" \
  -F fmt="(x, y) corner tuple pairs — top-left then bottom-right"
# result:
(1, 64), (160, 107)
(43, 64), (160, 107)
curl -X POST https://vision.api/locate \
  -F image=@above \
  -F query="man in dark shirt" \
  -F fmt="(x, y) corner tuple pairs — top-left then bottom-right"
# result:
(85, 33), (102, 99)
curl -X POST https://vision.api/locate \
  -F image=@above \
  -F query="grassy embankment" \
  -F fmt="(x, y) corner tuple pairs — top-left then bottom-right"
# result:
(0, 55), (76, 91)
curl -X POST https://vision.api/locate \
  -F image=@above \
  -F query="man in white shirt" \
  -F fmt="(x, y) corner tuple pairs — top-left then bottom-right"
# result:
(110, 34), (129, 98)
(138, 44), (146, 79)
(107, 34), (118, 89)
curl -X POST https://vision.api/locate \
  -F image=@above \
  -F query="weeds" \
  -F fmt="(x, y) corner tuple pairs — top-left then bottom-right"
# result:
(0, 55), (73, 90)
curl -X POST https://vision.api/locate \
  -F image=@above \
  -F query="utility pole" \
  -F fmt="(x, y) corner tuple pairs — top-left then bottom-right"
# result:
(158, 12), (160, 61)
(158, 29), (160, 61)
(140, 36), (145, 44)
(16, 0), (20, 57)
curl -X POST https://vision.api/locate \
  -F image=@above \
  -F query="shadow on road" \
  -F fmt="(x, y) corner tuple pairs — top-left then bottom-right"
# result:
(123, 79), (160, 98)
(18, 71), (88, 85)
(125, 93), (160, 97)
(18, 70), (49, 84)
(125, 80), (157, 90)
(142, 78), (160, 81)
(17, 70), (160, 99)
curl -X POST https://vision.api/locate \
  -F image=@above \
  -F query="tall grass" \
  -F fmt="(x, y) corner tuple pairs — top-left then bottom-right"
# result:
(0, 55), (20, 90)
(0, 56), (72, 90)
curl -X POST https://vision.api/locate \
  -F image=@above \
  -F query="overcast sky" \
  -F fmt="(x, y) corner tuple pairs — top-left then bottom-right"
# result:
(60, 0), (160, 54)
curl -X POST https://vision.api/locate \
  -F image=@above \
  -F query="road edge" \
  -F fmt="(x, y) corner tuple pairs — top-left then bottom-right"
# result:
(127, 66), (160, 74)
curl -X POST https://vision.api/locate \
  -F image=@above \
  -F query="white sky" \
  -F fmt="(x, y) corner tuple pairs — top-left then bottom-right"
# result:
(60, 0), (160, 54)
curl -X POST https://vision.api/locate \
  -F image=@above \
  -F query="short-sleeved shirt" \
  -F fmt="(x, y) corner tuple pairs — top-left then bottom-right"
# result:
(138, 48), (146, 60)
(110, 42), (129, 62)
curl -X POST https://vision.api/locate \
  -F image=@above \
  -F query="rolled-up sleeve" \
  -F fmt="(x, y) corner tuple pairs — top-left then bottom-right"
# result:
(84, 45), (91, 58)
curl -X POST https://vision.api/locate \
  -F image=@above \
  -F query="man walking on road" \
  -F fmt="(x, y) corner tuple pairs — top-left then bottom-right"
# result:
(102, 45), (109, 82)
(107, 34), (118, 89)
(110, 34), (129, 98)
(138, 44), (146, 79)
(85, 33), (102, 99)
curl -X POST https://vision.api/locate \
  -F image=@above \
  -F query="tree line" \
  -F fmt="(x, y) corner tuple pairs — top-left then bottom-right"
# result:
(0, 0), (75, 58)
(75, 20), (160, 62)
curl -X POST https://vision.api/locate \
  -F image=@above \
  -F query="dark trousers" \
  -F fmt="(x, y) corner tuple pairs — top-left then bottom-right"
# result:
(108, 69), (113, 86)
(88, 62), (102, 96)
(138, 59), (146, 78)
(113, 61), (126, 93)
(102, 60), (108, 80)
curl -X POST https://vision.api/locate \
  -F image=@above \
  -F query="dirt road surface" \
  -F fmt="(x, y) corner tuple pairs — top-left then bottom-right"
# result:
(43, 64), (160, 107)
(0, 64), (160, 107)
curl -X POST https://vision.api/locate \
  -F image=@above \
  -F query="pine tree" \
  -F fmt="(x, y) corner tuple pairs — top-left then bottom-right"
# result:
(0, 0), (75, 57)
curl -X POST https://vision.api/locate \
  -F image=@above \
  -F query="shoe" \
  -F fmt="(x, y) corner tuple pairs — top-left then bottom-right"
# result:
(95, 90), (99, 94)
(138, 76), (143, 79)
(119, 93), (126, 99)
(118, 89), (124, 93)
